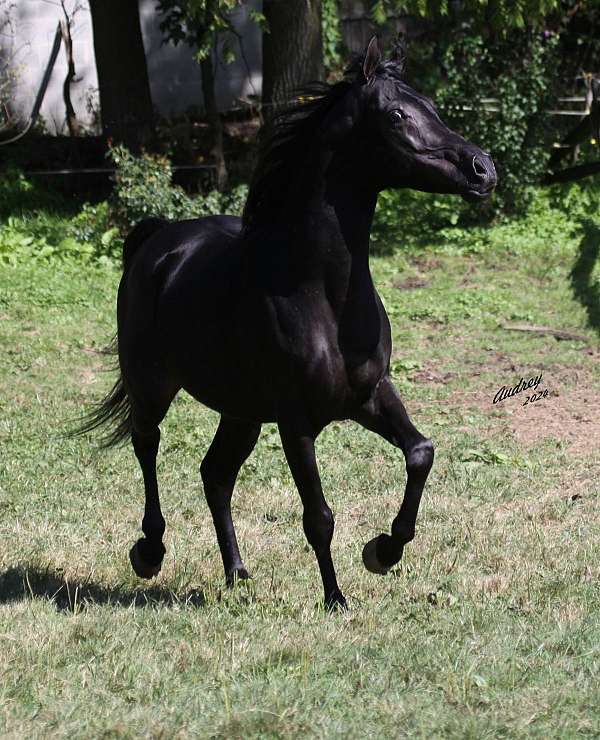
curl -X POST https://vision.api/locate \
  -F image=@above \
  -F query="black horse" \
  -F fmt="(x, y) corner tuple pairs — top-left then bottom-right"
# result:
(81, 37), (496, 609)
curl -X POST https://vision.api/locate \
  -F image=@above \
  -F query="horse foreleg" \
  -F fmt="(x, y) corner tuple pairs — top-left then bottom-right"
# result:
(278, 417), (346, 610)
(201, 417), (261, 586)
(353, 376), (434, 575)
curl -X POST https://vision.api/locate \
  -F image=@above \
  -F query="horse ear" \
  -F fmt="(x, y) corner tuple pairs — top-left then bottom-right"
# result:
(362, 35), (381, 84)
(389, 34), (406, 76)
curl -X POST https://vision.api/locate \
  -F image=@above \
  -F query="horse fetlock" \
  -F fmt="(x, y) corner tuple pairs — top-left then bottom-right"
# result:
(363, 533), (405, 575)
(225, 566), (251, 588)
(129, 537), (165, 579)
(325, 589), (348, 612)
(141, 514), (165, 540)
(391, 521), (415, 545)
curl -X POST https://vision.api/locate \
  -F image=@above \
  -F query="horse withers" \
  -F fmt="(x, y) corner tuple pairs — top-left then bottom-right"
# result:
(79, 36), (496, 609)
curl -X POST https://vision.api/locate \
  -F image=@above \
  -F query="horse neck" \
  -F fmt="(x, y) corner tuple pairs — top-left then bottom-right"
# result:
(288, 148), (382, 351)
(298, 147), (379, 301)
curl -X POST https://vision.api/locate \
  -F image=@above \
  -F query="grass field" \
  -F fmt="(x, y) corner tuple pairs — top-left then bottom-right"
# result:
(1, 198), (600, 737)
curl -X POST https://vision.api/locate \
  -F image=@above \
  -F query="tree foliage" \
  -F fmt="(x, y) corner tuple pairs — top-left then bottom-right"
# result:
(157, 0), (264, 63)
(438, 31), (560, 213)
(157, 0), (265, 188)
(322, 0), (342, 72)
(372, 0), (565, 31)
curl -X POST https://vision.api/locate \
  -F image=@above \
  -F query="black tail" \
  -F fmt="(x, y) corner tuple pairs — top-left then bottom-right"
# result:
(70, 337), (131, 447)
(122, 217), (169, 271)
(72, 374), (132, 448)
(72, 218), (168, 447)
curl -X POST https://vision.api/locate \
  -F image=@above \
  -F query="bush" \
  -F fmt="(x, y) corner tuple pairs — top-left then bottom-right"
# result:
(372, 188), (466, 251)
(0, 155), (249, 266)
(438, 31), (560, 215)
(0, 169), (72, 219)
(68, 202), (121, 260)
(0, 214), (96, 266)
(109, 145), (248, 230)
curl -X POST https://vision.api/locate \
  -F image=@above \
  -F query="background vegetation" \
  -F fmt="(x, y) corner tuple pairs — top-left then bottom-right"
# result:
(1, 172), (599, 737)
(1, 0), (600, 737)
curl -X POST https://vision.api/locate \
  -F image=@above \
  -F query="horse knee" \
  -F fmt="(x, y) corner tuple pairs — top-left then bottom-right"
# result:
(303, 504), (334, 551)
(200, 456), (216, 489)
(406, 438), (434, 475)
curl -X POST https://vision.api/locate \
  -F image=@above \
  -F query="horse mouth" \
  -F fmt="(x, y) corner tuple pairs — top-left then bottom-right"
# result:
(462, 186), (495, 203)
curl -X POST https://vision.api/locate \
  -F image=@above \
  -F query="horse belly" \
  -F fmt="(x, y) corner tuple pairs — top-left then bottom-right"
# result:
(159, 291), (283, 421)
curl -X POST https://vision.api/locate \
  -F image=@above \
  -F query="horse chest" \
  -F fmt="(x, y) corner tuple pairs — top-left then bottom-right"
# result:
(275, 305), (388, 408)
(239, 277), (389, 418)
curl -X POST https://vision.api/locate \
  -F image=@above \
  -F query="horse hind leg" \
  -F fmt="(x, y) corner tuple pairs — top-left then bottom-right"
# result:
(200, 417), (261, 586)
(128, 385), (178, 580)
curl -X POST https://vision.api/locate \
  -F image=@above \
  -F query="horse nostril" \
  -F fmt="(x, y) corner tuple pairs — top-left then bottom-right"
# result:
(472, 155), (488, 180)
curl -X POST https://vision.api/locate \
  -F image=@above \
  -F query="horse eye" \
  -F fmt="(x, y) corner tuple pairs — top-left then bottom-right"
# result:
(392, 109), (407, 122)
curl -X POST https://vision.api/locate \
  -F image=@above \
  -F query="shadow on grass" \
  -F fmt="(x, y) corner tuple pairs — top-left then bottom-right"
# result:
(570, 219), (600, 335)
(0, 566), (206, 612)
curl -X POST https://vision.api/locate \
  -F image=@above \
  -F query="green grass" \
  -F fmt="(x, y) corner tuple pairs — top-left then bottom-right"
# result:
(1, 195), (600, 738)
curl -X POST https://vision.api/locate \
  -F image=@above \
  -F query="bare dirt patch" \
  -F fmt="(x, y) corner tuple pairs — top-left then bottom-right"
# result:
(412, 368), (456, 384)
(410, 344), (598, 457)
(443, 359), (600, 459)
(394, 276), (431, 290)
(410, 254), (442, 271)
(505, 387), (600, 458)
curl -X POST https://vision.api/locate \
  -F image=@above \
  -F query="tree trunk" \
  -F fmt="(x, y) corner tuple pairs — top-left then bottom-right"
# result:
(89, 0), (154, 150)
(199, 0), (227, 191)
(262, 0), (323, 112)
(60, 18), (80, 137)
(200, 53), (227, 191)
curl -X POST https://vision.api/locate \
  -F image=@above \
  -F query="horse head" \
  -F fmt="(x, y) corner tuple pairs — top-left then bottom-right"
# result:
(323, 36), (497, 202)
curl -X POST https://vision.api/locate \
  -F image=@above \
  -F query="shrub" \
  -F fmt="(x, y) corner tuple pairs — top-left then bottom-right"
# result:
(109, 145), (248, 230)
(68, 201), (121, 260)
(438, 31), (560, 215)
(372, 188), (467, 251)
(0, 215), (95, 265)
(0, 155), (249, 266)
(0, 169), (70, 219)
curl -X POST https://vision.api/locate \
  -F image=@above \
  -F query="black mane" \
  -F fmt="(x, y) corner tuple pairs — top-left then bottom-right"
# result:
(242, 80), (352, 233)
(242, 58), (406, 234)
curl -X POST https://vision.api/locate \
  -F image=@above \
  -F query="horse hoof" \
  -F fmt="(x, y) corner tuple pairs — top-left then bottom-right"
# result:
(129, 540), (162, 579)
(362, 536), (389, 576)
(225, 567), (251, 587)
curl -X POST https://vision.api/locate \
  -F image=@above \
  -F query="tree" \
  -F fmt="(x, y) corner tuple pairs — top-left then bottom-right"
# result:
(370, 0), (600, 209)
(158, 0), (256, 190)
(371, 0), (565, 33)
(89, 0), (155, 150)
(59, 0), (85, 138)
(262, 0), (324, 110)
